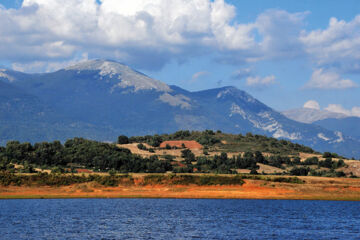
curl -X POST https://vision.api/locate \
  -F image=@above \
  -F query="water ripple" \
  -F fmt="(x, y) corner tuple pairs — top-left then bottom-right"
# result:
(0, 199), (359, 239)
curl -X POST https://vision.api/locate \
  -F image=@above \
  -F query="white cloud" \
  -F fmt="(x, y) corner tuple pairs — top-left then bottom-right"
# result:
(304, 68), (357, 89)
(352, 107), (360, 117)
(246, 75), (276, 88)
(12, 53), (89, 73)
(217, 9), (308, 64)
(303, 100), (320, 110)
(231, 68), (252, 80)
(299, 16), (360, 91)
(0, 0), (260, 70)
(191, 71), (208, 82)
(255, 9), (308, 59)
(0, 0), (359, 87)
(301, 16), (360, 74)
(324, 104), (360, 117)
(325, 104), (350, 115)
(0, 1), (313, 71)
(301, 100), (360, 117)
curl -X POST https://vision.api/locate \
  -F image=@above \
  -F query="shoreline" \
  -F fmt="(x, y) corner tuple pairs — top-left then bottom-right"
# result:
(2, 176), (360, 201)
(2, 195), (360, 201)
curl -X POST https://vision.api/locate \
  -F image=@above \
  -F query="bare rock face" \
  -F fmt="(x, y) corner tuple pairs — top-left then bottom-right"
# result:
(66, 59), (171, 92)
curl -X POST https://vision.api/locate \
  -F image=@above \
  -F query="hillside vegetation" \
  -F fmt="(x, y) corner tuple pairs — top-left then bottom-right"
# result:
(0, 130), (353, 179)
(140, 130), (317, 155)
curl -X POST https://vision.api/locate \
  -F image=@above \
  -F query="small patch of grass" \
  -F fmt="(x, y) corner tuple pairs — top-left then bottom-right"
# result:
(268, 176), (305, 184)
(239, 174), (304, 184)
(143, 174), (245, 186)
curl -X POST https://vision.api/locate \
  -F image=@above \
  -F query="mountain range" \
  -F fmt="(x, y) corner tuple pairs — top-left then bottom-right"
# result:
(1, 59), (360, 158)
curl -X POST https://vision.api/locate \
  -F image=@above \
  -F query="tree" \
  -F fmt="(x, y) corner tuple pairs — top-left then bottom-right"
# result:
(137, 143), (147, 150)
(336, 171), (346, 177)
(336, 159), (345, 168)
(292, 157), (301, 165)
(243, 151), (254, 160)
(290, 167), (309, 176)
(303, 157), (319, 165)
(254, 151), (265, 163)
(108, 169), (117, 176)
(204, 129), (215, 135)
(220, 152), (228, 163)
(149, 135), (162, 147)
(181, 149), (195, 164)
(117, 135), (129, 144)
(51, 166), (64, 174)
(164, 155), (175, 161)
(319, 158), (333, 169)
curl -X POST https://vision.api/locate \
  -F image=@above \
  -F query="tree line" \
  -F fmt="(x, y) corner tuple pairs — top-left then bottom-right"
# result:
(0, 130), (348, 177)
(0, 138), (172, 173)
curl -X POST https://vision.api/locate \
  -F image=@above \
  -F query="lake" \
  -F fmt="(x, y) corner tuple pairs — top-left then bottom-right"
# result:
(0, 199), (359, 239)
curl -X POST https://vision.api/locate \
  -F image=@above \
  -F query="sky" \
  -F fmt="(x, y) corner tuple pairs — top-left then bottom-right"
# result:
(0, 0), (360, 114)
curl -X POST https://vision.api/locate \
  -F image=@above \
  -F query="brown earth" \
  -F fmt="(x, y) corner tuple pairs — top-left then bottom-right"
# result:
(298, 152), (343, 162)
(257, 163), (284, 174)
(340, 160), (360, 176)
(118, 143), (254, 160)
(117, 143), (205, 160)
(1, 175), (360, 200)
(117, 143), (155, 156)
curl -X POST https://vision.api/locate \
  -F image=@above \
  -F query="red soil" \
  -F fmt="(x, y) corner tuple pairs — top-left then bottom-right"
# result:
(160, 140), (203, 149)
(76, 169), (93, 173)
(2, 175), (360, 200)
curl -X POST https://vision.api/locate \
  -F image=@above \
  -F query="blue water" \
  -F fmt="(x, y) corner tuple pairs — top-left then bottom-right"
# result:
(0, 199), (359, 239)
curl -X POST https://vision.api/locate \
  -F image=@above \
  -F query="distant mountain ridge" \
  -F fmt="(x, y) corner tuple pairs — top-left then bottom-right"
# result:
(282, 108), (347, 124)
(1, 59), (360, 158)
(314, 117), (360, 141)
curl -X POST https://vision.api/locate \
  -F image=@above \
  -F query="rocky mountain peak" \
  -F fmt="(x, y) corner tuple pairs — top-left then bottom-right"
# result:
(65, 59), (171, 92)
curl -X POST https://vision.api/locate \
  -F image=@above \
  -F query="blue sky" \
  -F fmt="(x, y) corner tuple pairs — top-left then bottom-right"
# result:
(1, 0), (360, 114)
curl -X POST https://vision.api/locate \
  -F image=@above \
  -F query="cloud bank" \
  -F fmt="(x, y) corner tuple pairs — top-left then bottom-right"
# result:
(305, 68), (357, 89)
(303, 100), (320, 110)
(0, 0), (359, 90)
(246, 75), (276, 88)
(325, 104), (360, 117)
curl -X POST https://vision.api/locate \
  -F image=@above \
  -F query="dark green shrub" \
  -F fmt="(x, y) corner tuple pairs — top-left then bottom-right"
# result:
(117, 135), (129, 144)
(290, 167), (310, 176)
(303, 157), (319, 165)
(137, 143), (147, 150)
